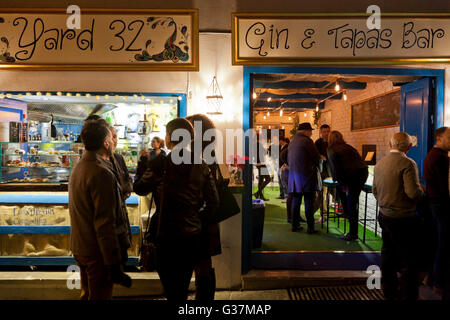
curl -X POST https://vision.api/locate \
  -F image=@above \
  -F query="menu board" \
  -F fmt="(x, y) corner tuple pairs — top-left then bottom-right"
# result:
(351, 89), (400, 131)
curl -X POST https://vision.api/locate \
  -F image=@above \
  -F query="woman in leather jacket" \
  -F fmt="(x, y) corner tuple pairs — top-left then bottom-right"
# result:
(186, 113), (223, 301)
(133, 118), (219, 302)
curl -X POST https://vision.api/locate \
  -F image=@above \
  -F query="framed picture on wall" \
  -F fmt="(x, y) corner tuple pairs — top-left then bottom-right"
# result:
(319, 110), (332, 128)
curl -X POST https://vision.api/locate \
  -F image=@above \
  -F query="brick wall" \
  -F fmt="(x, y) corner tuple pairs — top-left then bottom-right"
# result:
(317, 80), (401, 235)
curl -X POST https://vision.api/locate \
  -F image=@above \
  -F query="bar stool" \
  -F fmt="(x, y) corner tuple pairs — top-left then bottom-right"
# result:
(360, 184), (379, 243)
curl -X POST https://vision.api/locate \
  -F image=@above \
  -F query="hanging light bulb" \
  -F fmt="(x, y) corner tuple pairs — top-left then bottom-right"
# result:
(267, 97), (272, 102)
(315, 105), (319, 112)
(280, 109), (283, 117)
(267, 111), (270, 117)
(253, 92), (257, 99)
(304, 111), (307, 117)
(335, 82), (340, 92)
(263, 115), (266, 120)
(288, 116), (292, 121)
(343, 92), (348, 101)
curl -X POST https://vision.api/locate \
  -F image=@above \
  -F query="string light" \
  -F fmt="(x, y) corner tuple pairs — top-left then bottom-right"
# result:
(123, 96), (128, 100)
(66, 92), (72, 97)
(36, 92), (42, 96)
(95, 95), (100, 100)
(315, 105), (319, 112)
(46, 92), (52, 97)
(280, 109), (283, 117)
(133, 94), (138, 98)
(26, 92), (32, 96)
(18, 94), (23, 98)
(253, 92), (257, 99)
(85, 93), (91, 98)
(177, 96), (182, 101)
(141, 95), (145, 100)
(6, 93), (12, 98)
(104, 94), (109, 99)
(263, 115), (266, 120)
(267, 111), (270, 117)
(0, 93), (4, 99)
(335, 82), (340, 92)
(304, 111), (307, 117)
(267, 97), (272, 102)
(288, 116), (292, 121)
(114, 95), (119, 99)
(343, 92), (348, 101)
(76, 93), (81, 97)
(57, 91), (62, 96)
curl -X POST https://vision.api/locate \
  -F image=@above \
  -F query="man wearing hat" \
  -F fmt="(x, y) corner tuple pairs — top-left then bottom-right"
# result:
(287, 122), (321, 234)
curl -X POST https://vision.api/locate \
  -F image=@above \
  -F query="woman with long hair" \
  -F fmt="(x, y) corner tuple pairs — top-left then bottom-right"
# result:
(149, 136), (166, 160)
(186, 113), (222, 301)
(327, 130), (368, 241)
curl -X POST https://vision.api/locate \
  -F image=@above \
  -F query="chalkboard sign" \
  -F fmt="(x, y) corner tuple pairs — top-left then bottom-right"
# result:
(351, 89), (400, 131)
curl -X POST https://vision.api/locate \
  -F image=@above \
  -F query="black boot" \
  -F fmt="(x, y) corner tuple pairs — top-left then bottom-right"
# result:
(195, 274), (211, 301)
(209, 268), (216, 301)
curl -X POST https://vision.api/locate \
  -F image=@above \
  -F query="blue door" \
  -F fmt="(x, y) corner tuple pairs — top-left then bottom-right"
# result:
(400, 78), (433, 181)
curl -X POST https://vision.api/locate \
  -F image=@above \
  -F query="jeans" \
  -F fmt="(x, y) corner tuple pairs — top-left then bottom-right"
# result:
(336, 168), (368, 237)
(157, 235), (201, 302)
(378, 213), (420, 300)
(278, 167), (288, 198)
(430, 200), (450, 300)
(291, 192), (315, 229)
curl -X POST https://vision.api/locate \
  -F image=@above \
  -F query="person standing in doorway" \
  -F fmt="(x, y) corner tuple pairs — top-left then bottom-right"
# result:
(373, 132), (424, 300)
(253, 136), (271, 201)
(275, 137), (289, 200)
(315, 124), (331, 223)
(288, 122), (321, 234)
(327, 131), (368, 241)
(424, 126), (450, 300)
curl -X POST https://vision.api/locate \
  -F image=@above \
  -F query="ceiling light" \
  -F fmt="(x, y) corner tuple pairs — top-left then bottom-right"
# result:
(253, 92), (257, 99)
(177, 96), (182, 101)
(104, 94), (109, 99)
(315, 106), (319, 112)
(46, 92), (52, 97)
(123, 96), (128, 100)
(57, 91), (62, 96)
(6, 93), (12, 98)
(304, 111), (307, 117)
(160, 100), (164, 104)
(133, 94), (138, 98)
(26, 92), (32, 96)
(263, 115), (266, 120)
(280, 109), (283, 116)
(18, 94), (23, 98)
(66, 92), (72, 97)
(76, 93), (81, 97)
(114, 95), (119, 99)
(288, 116), (292, 121)
(36, 92), (42, 96)
(95, 95), (100, 100)
(85, 93), (91, 98)
(141, 95), (145, 100)
(343, 92), (348, 101)
(0, 93), (4, 99)
(335, 82), (340, 92)
(267, 111), (270, 117)
(267, 97), (272, 102)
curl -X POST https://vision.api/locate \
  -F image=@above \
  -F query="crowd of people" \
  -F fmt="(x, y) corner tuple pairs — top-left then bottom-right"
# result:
(68, 112), (449, 302)
(255, 121), (449, 301)
(68, 114), (222, 302)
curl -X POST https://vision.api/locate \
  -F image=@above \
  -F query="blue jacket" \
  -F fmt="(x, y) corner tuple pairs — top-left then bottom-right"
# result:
(287, 132), (321, 193)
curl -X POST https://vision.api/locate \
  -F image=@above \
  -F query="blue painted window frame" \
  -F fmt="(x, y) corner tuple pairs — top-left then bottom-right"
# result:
(242, 66), (445, 274)
(0, 106), (23, 121)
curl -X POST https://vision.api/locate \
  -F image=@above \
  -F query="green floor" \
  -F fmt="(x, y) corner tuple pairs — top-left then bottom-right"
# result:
(253, 186), (382, 252)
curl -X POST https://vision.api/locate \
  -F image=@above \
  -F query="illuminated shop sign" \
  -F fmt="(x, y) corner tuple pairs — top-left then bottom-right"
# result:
(0, 8), (198, 71)
(232, 13), (450, 65)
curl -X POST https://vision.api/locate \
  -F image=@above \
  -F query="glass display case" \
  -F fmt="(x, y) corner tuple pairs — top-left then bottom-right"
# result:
(0, 141), (82, 185)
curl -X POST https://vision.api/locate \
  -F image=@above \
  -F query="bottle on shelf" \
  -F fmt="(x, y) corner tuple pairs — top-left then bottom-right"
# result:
(20, 114), (28, 143)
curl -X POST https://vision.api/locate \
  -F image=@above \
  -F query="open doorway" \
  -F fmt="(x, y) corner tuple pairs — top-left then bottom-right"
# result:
(242, 67), (445, 272)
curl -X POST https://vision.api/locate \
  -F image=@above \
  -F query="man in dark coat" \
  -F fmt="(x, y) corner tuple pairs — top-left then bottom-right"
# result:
(287, 122), (321, 234)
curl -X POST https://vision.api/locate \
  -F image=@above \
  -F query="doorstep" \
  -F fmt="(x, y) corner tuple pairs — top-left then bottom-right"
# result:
(0, 272), (195, 300)
(242, 270), (370, 290)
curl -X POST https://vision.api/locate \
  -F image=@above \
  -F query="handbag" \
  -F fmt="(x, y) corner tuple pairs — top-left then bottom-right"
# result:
(205, 164), (241, 224)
